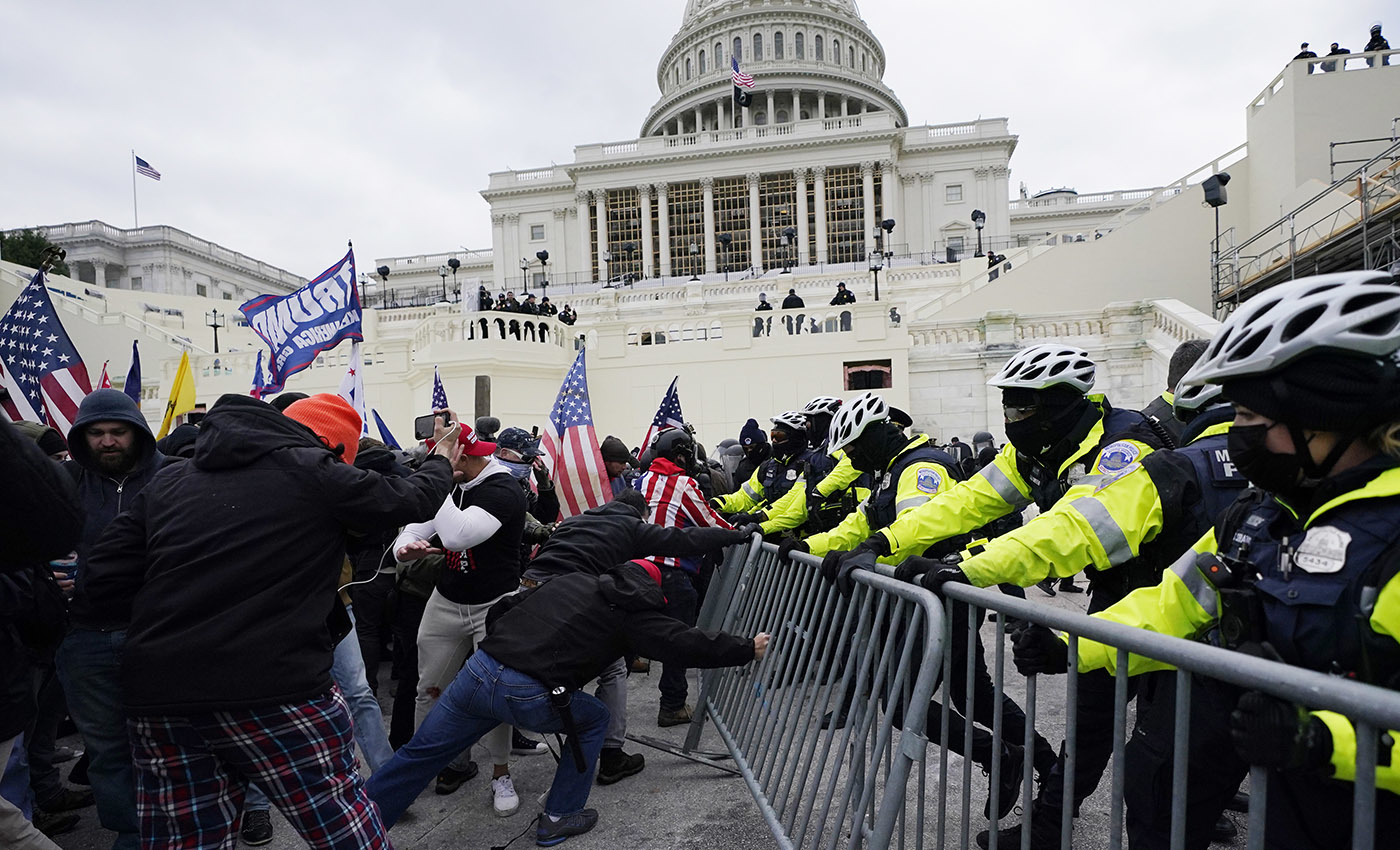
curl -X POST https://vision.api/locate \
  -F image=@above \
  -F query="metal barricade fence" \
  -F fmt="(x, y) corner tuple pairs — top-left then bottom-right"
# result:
(682, 537), (1400, 850)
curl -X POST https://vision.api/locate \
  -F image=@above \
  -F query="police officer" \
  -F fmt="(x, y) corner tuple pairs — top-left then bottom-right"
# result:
(760, 396), (866, 536)
(1016, 271), (1400, 848)
(711, 412), (826, 525)
(1140, 338), (1210, 449)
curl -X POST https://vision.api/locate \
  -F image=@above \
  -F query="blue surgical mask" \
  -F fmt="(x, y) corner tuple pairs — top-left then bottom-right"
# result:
(501, 459), (533, 480)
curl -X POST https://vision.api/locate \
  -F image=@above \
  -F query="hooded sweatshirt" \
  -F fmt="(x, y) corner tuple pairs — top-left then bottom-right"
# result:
(481, 562), (754, 690)
(80, 394), (455, 714)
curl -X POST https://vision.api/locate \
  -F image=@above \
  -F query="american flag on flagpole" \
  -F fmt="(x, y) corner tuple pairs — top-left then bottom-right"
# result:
(432, 366), (449, 410)
(250, 350), (268, 399)
(731, 56), (755, 88)
(98, 361), (112, 389)
(337, 341), (370, 436)
(134, 155), (161, 181)
(0, 270), (93, 433)
(542, 349), (610, 518)
(641, 376), (685, 453)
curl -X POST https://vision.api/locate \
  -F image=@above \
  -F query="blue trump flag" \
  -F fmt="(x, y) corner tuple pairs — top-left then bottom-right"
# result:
(372, 409), (401, 449)
(122, 340), (142, 405)
(240, 247), (362, 393)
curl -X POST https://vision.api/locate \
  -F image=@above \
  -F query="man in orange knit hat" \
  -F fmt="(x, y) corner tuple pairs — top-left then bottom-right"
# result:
(81, 393), (460, 850)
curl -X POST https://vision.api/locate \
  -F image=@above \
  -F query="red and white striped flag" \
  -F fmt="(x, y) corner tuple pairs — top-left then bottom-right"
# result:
(98, 361), (112, 389)
(541, 349), (610, 518)
(0, 269), (93, 433)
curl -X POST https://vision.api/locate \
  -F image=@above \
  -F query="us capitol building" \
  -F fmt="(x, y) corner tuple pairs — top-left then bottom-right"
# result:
(7, 0), (1398, 447)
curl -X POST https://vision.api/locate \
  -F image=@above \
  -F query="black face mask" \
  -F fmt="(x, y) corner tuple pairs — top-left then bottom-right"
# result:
(1227, 424), (1311, 503)
(1003, 399), (1090, 460)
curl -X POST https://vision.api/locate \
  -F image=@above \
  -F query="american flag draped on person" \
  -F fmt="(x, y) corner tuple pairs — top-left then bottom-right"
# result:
(0, 269), (92, 432)
(542, 349), (610, 518)
(641, 377), (685, 453)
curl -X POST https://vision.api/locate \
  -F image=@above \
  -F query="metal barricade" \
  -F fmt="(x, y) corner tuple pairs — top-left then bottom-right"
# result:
(686, 539), (948, 850)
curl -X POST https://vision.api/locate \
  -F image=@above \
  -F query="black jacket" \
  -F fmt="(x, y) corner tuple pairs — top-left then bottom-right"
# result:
(0, 419), (83, 738)
(82, 394), (455, 714)
(347, 446), (413, 581)
(521, 499), (746, 583)
(482, 562), (754, 690)
(782, 294), (805, 309)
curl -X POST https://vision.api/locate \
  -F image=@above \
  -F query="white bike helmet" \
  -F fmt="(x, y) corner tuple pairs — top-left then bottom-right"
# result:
(802, 396), (844, 416)
(828, 393), (889, 452)
(988, 344), (1096, 393)
(1171, 379), (1224, 420)
(1181, 271), (1400, 387)
(771, 411), (808, 432)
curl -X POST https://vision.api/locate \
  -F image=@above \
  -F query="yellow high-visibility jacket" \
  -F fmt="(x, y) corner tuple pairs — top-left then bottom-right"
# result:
(759, 452), (862, 535)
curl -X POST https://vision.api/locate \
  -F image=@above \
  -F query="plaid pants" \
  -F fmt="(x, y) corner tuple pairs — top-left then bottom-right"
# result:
(129, 688), (390, 850)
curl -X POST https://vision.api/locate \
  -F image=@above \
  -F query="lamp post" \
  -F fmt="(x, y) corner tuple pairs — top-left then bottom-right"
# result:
(376, 265), (391, 308)
(447, 257), (460, 303)
(718, 233), (732, 281)
(437, 265), (449, 303)
(688, 242), (701, 281)
(624, 242), (637, 286)
(204, 308), (227, 353)
(358, 272), (378, 308)
(971, 209), (986, 257)
(536, 250), (549, 299)
(868, 252), (884, 303)
(601, 251), (613, 286)
(781, 226), (797, 273)
(1202, 172), (1231, 307)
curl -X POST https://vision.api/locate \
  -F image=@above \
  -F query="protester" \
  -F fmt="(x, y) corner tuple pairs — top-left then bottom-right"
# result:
(79, 393), (458, 850)
(393, 411), (527, 813)
(782, 288), (804, 309)
(600, 435), (640, 498)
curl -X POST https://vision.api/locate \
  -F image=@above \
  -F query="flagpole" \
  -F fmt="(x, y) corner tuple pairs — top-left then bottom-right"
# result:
(131, 149), (139, 228)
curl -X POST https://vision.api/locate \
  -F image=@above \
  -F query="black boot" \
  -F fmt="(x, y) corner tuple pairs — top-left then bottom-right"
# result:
(977, 802), (1065, 850)
(983, 743), (1025, 821)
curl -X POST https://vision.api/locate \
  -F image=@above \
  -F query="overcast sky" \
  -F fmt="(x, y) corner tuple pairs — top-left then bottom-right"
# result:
(1, 1), (1390, 278)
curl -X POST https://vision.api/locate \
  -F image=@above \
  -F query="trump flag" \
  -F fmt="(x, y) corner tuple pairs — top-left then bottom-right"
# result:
(240, 247), (362, 394)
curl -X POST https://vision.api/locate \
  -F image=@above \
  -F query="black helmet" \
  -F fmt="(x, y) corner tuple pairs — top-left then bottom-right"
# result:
(652, 428), (696, 467)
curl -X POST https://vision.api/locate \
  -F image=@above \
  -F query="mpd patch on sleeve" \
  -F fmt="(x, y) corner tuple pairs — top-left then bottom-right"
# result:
(1095, 441), (1141, 473)
(916, 468), (942, 494)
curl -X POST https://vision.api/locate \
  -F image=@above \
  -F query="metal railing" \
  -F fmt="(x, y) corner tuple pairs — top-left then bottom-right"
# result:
(685, 537), (1400, 850)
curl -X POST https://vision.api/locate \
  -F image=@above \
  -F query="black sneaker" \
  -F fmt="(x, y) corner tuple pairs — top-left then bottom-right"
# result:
(595, 748), (645, 785)
(976, 806), (1064, 850)
(1226, 790), (1249, 812)
(38, 787), (94, 813)
(512, 729), (549, 756)
(34, 810), (80, 838)
(240, 809), (274, 846)
(1212, 815), (1238, 843)
(434, 761), (479, 795)
(536, 808), (599, 846)
(1058, 578), (1084, 593)
(67, 752), (90, 786)
(983, 744), (1024, 821)
(1035, 579), (1057, 597)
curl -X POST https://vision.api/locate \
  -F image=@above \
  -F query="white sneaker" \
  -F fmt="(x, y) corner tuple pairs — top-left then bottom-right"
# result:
(491, 775), (520, 817)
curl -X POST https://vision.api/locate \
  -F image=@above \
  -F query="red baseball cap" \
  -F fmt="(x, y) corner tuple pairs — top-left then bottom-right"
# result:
(458, 423), (497, 457)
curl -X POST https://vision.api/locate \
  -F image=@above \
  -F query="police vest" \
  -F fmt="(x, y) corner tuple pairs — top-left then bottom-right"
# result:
(1180, 433), (1248, 529)
(758, 448), (822, 505)
(1217, 476), (1400, 687)
(1015, 407), (1153, 512)
(866, 443), (966, 545)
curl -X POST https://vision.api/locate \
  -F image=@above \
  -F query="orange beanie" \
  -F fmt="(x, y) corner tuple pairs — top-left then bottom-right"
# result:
(284, 394), (362, 464)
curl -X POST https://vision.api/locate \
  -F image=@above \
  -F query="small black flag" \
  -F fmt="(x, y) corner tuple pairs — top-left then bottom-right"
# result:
(734, 85), (754, 108)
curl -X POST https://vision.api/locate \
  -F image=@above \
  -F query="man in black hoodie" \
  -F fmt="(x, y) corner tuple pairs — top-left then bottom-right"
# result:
(54, 388), (170, 850)
(366, 559), (767, 846)
(81, 393), (458, 850)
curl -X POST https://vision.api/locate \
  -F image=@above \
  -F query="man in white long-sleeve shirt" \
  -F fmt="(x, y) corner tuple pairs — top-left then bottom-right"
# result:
(392, 415), (527, 815)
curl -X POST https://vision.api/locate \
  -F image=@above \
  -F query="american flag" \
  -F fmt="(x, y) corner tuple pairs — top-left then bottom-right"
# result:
(542, 349), (610, 518)
(641, 376), (685, 454)
(731, 56), (755, 88)
(337, 340), (369, 436)
(135, 154), (161, 181)
(122, 340), (142, 406)
(0, 270), (93, 433)
(250, 350), (267, 399)
(98, 361), (112, 389)
(432, 366), (449, 410)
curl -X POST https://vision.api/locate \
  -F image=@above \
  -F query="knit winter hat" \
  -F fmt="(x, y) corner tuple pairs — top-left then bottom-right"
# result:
(739, 418), (767, 447)
(284, 394), (362, 465)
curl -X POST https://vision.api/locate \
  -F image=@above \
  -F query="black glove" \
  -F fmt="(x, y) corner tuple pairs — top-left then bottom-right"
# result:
(708, 497), (725, 512)
(778, 538), (810, 563)
(1229, 691), (1332, 772)
(919, 566), (970, 597)
(835, 551), (877, 598)
(729, 512), (765, 527)
(853, 533), (893, 560)
(893, 556), (940, 584)
(734, 522), (762, 539)
(820, 550), (849, 584)
(1012, 625), (1069, 675)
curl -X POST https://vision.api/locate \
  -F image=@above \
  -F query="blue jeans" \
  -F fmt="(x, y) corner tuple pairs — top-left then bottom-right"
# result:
(247, 613), (394, 812)
(1, 732), (33, 819)
(56, 628), (139, 850)
(366, 651), (608, 827)
(658, 568), (699, 711)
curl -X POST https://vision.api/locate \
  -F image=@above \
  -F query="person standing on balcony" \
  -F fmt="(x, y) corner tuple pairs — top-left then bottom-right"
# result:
(782, 288), (804, 309)
(755, 293), (772, 311)
(1293, 42), (1317, 60)
(1365, 23), (1389, 51)
(830, 282), (856, 306)
(1322, 41), (1350, 71)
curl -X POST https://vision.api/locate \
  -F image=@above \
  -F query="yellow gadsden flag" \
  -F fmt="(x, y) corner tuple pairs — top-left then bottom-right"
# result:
(157, 352), (197, 439)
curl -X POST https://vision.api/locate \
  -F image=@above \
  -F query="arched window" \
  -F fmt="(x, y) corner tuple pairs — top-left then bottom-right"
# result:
(861, 53), (866, 72)
(685, 57), (692, 79)
(849, 46), (855, 67)
(832, 38), (840, 63)
(756, 110), (767, 126)
(815, 35), (824, 60)
(754, 33), (763, 60)
(716, 42), (724, 66)
(795, 32), (804, 59)
(774, 31), (784, 59)
(699, 49), (707, 74)
(733, 36), (742, 62)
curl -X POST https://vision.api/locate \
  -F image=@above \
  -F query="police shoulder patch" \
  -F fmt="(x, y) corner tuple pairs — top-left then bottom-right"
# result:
(1095, 441), (1141, 473)
(916, 467), (942, 494)
(1092, 463), (1141, 493)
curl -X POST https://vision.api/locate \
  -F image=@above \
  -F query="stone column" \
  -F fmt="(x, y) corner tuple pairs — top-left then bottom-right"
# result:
(573, 194), (590, 282)
(594, 191), (609, 282)
(719, 96), (728, 130)
(657, 182), (672, 278)
(694, 105), (703, 133)
(861, 161), (876, 258)
(747, 172), (763, 271)
(817, 90), (827, 120)
(880, 159), (897, 241)
(992, 165), (1011, 242)
(504, 213), (521, 291)
(814, 166), (829, 264)
(701, 176), (716, 275)
(919, 173), (936, 256)
(795, 168), (810, 266)
(638, 184), (654, 278)
(766, 90), (775, 125)
(95, 263), (108, 288)
(841, 96), (848, 117)
(552, 207), (568, 283)
(791, 89), (800, 121)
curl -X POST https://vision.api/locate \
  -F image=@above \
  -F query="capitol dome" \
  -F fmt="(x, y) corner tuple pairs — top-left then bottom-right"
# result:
(643, 0), (907, 137)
